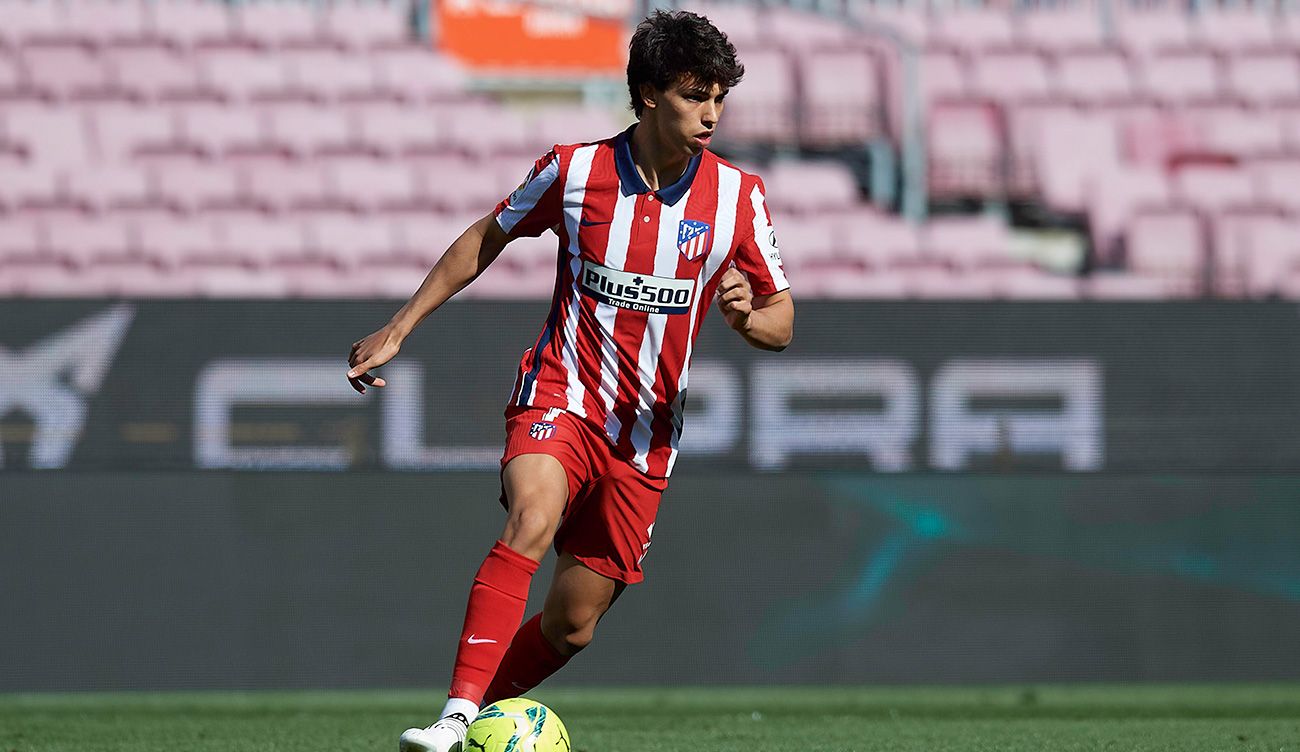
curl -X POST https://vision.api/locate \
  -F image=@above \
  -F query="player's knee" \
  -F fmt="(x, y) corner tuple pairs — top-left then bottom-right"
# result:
(541, 608), (599, 657)
(501, 504), (557, 559)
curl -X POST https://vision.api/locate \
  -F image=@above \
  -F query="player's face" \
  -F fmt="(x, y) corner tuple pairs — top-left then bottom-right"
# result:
(658, 78), (726, 156)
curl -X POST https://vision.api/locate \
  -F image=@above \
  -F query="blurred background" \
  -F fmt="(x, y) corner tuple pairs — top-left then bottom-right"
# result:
(2, 0), (1299, 692)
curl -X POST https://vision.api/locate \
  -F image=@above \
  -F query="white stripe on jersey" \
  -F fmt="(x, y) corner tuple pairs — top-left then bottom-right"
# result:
(497, 156), (560, 235)
(666, 163), (742, 474)
(629, 187), (693, 469)
(748, 184), (790, 292)
(557, 144), (598, 416)
(597, 187), (639, 441)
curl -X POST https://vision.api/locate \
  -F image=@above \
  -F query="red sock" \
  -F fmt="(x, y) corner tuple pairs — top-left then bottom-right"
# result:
(447, 541), (539, 703)
(483, 613), (571, 705)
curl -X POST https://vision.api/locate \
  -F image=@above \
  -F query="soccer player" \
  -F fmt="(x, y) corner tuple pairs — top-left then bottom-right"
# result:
(346, 10), (793, 752)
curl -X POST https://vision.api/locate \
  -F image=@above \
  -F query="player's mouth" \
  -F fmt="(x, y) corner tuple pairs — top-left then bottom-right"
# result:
(693, 132), (712, 147)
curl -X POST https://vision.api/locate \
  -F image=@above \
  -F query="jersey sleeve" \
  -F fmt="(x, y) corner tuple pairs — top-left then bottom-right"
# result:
(493, 148), (564, 238)
(732, 176), (791, 296)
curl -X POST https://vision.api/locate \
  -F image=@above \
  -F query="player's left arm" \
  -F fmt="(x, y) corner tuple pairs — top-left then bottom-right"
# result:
(716, 269), (794, 352)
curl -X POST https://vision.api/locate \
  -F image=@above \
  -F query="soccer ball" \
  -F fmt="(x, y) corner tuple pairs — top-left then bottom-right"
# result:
(464, 698), (569, 752)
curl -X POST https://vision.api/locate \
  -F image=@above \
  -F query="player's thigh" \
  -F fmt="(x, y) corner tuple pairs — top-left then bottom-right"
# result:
(500, 454), (570, 551)
(540, 552), (626, 649)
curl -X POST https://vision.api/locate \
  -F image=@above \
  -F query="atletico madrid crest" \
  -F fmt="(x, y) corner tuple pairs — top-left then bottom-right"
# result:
(677, 220), (712, 261)
(528, 421), (556, 440)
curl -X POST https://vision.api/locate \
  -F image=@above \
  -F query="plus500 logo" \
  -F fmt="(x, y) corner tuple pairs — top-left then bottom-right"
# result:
(580, 261), (695, 315)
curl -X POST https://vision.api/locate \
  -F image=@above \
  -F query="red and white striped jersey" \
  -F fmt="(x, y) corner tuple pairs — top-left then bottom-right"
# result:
(493, 125), (790, 477)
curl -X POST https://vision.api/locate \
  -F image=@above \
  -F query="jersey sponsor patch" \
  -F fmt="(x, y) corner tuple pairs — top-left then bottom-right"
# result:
(760, 225), (783, 266)
(677, 219), (712, 261)
(580, 260), (696, 315)
(528, 421), (556, 440)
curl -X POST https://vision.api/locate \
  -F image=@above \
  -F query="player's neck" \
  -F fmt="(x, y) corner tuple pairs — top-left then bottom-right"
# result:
(628, 121), (690, 192)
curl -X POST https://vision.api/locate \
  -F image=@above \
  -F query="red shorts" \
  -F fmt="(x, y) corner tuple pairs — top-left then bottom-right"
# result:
(499, 406), (667, 585)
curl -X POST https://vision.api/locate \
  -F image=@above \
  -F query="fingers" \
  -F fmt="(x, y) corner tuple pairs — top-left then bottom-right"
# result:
(347, 357), (388, 394)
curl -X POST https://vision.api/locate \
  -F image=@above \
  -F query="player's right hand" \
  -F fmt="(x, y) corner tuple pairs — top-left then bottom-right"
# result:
(347, 326), (402, 394)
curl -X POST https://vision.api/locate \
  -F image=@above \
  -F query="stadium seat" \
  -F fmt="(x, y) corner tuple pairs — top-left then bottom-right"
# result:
(1113, 8), (1191, 55)
(352, 101), (445, 156)
(92, 102), (175, 161)
(927, 99), (1004, 200)
(0, 217), (44, 261)
(282, 47), (384, 102)
(1083, 272), (1187, 300)
(762, 7), (852, 50)
(1210, 211), (1294, 297)
(994, 268), (1081, 300)
(1124, 209), (1205, 293)
(1190, 9), (1279, 53)
(836, 213), (922, 269)
(150, 161), (242, 213)
(138, 216), (222, 267)
(217, 216), (309, 267)
(232, 2), (326, 50)
(198, 48), (291, 101)
(1033, 112), (1121, 212)
(1139, 51), (1222, 105)
(240, 158), (334, 213)
(920, 215), (1015, 269)
(528, 107), (628, 153)
(192, 266), (292, 298)
(393, 215), (478, 267)
(693, 3), (763, 48)
(45, 215), (136, 267)
(929, 9), (1016, 52)
(764, 160), (859, 215)
(808, 268), (910, 299)
(321, 0), (412, 50)
(799, 48), (883, 146)
(1225, 53), (1300, 107)
(442, 103), (532, 158)
(909, 268), (1002, 299)
(69, 165), (154, 213)
(0, 166), (59, 213)
(969, 50), (1052, 102)
(177, 102), (264, 156)
(1192, 105), (1286, 158)
(1249, 157), (1300, 213)
(1054, 50), (1138, 105)
(715, 47), (795, 144)
(1017, 7), (1105, 51)
(0, 2), (65, 49)
(149, 0), (238, 49)
(103, 44), (202, 101)
(1172, 163), (1257, 213)
(371, 45), (471, 102)
(325, 159), (420, 214)
(1086, 167), (1172, 265)
(918, 49), (969, 106)
(19, 43), (106, 99)
(267, 102), (354, 156)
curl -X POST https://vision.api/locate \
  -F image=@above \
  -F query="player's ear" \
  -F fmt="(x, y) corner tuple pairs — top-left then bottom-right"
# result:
(638, 82), (658, 112)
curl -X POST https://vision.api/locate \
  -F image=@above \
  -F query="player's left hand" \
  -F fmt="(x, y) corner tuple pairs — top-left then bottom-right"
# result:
(716, 267), (753, 331)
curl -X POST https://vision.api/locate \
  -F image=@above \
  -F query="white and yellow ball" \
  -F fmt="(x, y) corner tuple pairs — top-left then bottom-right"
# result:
(464, 698), (569, 752)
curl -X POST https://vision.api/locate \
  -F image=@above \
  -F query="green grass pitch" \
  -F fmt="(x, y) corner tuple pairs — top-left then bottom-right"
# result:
(3, 685), (1299, 751)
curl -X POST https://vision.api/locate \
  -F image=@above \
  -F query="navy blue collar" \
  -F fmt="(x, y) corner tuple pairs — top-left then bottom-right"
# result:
(613, 124), (701, 207)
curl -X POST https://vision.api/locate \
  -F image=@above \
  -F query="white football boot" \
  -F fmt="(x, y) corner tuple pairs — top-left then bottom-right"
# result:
(398, 712), (470, 752)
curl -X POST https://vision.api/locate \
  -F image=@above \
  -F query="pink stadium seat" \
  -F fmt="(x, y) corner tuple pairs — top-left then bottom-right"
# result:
(321, 1), (411, 50)
(810, 269), (910, 300)
(927, 99), (1004, 200)
(1210, 211), (1295, 297)
(852, 4), (928, 47)
(528, 107), (626, 153)
(918, 50), (968, 106)
(1086, 167), (1172, 265)
(1083, 272), (1186, 300)
(1249, 158), (1300, 213)
(282, 47), (382, 102)
(1190, 105), (1285, 158)
(0, 166), (58, 212)
(764, 160), (859, 215)
(233, 2), (325, 49)
(217, 216), (308, 266)
(799, 48), (883, 146)
(198, 48), (290, 101)
(1172, 163), (1257, 213)
(356, 265), (425, 299)
(1017, 7), (1105, 51)
(302, 213), (396, 267)
(138, 217), (222, 267)
(178, 103), (264, 155)
(1003, 101), (1073, 197)
(0, 217), (43, 260)
(442, 103), (531, 157)
(1054, 50), (1138, 104)
(1113, 8), (1191, 55)
(1119, 109), (1203, 168)
(1034, 112), (1120, 212)
(1225, 53), (1300, 106)
(761, 7), (852, 50)
(69, 166), (153, 212)
(5, 264), (117, 298)
(20, 43), (106, 99)
(501, 235), (558, 277)
(0, 2), (65, 48)
(45, 216), (136, 266)
(103, 44), (202, 101)
(240, 159), (333, 213)
(837, 214), (922, 268)
(326, 159), (419, 213)
(92, 103), (175, 160)
(192, 267), (292, 298)
(352, 101), (444, 155)
(771, 217), (838, 270)
(267, 102), (353, 155)
(1124, 209), (1205, 293)
(920, 215), (1014, 269)
(393, 215), (475, 267)
(969, 50), (1052, 102)
(995, 268), (1081, 300)
(3, 102), (90, 167)
(715, 47), (795, 144)
(929, 9), (1015, 52)
(909, 268), (1001, 299)
(0, 54), (20, 89)
(695, 3), (763, 48)
(371, 45), (470, 102)
(150, 1), (238, 49)
(59, 0), (153, 47)
(1190, 10), (1279, 53)
(151, 162), (242, 213)
(1139, 51), (1222, 105)
(416, 155), (504, 213)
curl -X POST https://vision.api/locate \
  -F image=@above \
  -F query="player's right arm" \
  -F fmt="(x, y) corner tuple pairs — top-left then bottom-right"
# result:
(347, 213), (512, 393)
(347, 147), (564, 394)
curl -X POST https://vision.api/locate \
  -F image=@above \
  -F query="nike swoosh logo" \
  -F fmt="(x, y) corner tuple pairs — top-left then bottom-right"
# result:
(466, 634), (497, 645)
(579, 218), (610, 227)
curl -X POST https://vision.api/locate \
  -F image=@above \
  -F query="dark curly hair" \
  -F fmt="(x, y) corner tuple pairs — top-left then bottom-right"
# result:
(626, 10), (744, 119)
